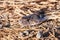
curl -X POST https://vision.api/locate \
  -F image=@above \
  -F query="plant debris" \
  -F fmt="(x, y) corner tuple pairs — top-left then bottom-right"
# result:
(0, 0), (60, 40)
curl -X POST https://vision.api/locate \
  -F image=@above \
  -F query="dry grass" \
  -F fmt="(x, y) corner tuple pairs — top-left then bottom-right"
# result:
(0, 0), (60, 40)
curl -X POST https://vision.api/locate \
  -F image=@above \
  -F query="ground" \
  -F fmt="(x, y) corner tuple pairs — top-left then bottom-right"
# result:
(0, 0), (60, 40)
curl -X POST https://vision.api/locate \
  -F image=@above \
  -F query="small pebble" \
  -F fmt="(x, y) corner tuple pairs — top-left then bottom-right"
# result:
(23, 30), (29, 35)
(36, 31), (43, 38)
(48, 0), (57, 2)
(0, 24), (3, 28)
(18, 32), (23, 38)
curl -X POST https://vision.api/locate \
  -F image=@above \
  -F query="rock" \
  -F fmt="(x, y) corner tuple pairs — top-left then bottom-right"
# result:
(18, 32), (23, 38)
(48, 0), (57, 2)
(23, 30), (29, 36)
(0, 24), (3, 28)
(19, 8), (47, 27)
(40, 2), (49, 5)
(36, 31), (43, 38)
